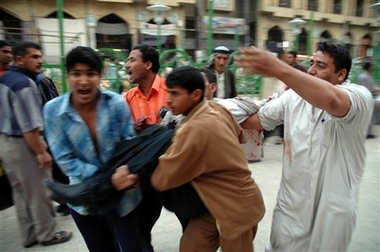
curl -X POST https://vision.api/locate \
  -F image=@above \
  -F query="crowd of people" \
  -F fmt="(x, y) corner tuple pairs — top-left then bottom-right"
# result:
(0, 39), (377, 252)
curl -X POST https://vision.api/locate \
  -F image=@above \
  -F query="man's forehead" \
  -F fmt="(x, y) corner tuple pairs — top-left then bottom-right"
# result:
(215, 53), (229, 58)
(0, 46), (11, 51)
(129, 50), (142, 58)
(312, 51), (332, 64)
(168, 86), (187, 93)
(25, 48), (42, 55)
(69, 63), (93, 71)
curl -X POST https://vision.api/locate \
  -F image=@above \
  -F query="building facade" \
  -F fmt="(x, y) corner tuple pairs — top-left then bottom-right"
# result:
(255, 0), (379, 57)
(0, 0), (378, 62)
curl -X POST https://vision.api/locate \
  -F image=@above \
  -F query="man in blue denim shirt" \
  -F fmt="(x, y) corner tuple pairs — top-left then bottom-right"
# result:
(43, 46), (141, 252)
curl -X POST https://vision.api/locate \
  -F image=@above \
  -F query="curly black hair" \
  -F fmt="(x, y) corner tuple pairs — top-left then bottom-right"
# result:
(131, 44), (160, 74)
(316, 42), (352, 80)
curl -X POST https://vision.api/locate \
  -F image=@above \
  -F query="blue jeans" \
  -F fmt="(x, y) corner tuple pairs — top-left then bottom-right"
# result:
(71, 207), (141, 252)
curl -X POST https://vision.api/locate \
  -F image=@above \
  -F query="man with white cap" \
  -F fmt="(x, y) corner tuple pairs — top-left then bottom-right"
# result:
(207, 45), (237, 98)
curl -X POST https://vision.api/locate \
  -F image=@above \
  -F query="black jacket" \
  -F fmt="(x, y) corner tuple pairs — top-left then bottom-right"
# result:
(45, 125), (206, 218)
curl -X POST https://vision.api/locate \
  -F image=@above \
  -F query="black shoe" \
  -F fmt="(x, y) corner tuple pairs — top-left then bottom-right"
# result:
(56, 204), (70, 216)
(56, 204), (65, 212)
(367, 134), (376, 139)
(23, 241), (38, 248)
(248, 159), (261, 163)
(41, 231), (72, 246)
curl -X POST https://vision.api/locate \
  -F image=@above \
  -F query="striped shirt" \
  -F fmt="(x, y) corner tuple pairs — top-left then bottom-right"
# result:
(0, 66), (43, 136)
(43, 89), (140, 216)
(124, 75), (168, 124)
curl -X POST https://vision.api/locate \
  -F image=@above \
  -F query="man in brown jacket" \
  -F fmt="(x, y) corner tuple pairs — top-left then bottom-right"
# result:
(151, 66), (265, 251)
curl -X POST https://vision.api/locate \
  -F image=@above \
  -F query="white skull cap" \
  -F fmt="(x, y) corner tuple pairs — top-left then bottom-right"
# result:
(213, 46), (230, 54)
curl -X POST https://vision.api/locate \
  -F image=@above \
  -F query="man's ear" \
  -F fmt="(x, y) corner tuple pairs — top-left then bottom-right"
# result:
(14, 55), (23, 66)
(210, 82), (217, 94)
(191, 89), (203, 101)
(145, 61), (152, 71)
(337, 69), (347, 83)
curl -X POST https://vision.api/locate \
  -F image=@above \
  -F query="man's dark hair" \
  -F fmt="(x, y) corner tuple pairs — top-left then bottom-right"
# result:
(277, 48), (286, 59)
(132, 44), (160, 73)
(316, 42), (352, 80)
(199, 68), (216, 84)
(0, 40), (11, 49)
(65, 46), (103, 74)
(288, 50), (298, 58)
(363, 61), (372, 71)
(166, 66), (205, 95)
(12, 41), (41, 57)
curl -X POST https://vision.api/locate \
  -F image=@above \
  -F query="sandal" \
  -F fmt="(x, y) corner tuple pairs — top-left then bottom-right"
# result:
(41, 230), (72, 246)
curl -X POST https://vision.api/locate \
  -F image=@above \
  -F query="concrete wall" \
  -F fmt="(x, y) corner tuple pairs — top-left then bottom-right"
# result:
(256, 0), (378, 52)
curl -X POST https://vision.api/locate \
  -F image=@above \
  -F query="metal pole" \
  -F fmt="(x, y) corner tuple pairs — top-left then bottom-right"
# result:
(307, 11), (314, 56)
(85, 0), (90, 47)
(244, 0), (250, 46)
(234, 26), (239, 50)
(157, 23), (161, 54)
(294, 34), (299, 51)
(56, 0), (67, 93)
(370, 1), (380, 84)
(196, 0), (203, 50)
(207, 0), (214, 56)
(374, 28), (380, 83)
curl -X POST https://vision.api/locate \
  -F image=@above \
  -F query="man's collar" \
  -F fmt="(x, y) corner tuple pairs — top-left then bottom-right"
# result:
(137, 74), (162, 95)
(9, 65), (37, 80)
(182, 99), (208, 123)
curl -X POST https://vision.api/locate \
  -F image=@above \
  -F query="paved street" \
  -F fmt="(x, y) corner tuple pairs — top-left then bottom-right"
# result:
(0, 126), (379, 252)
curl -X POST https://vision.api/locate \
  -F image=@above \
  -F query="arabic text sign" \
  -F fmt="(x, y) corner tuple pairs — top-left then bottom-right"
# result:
(140, 23), (176, 36)
(203, 16), (245, 35)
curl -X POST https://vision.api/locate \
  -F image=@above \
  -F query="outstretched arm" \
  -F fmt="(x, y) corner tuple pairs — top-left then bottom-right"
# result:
(235, 47), (351, 117)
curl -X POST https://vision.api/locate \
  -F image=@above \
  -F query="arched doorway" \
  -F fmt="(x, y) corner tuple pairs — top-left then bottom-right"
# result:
(320, 30), (333, 43)
(35, 11), (85, 62)
(298, 27), (307, 54)
(358, 33), (372, 57)
(267, 26), (284, 52)
(342, 31), (353, 55)
(0, 8), (22, 42)
(248, 21), (256, 46)
(138, 18), (176, 52)
(45, 11), (75, 19)
(96, 14), (131, 56)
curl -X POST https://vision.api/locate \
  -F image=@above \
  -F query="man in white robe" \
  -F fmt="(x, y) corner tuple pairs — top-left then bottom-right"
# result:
(236, 42), (374, 251)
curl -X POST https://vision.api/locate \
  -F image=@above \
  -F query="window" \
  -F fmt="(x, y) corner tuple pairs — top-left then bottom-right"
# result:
(356, 0), (364, 17)
(185, 17), (195, 30)
(308, 0), (318, 11)
(333, 0), (342, 14)
(279, 0), (291, 8)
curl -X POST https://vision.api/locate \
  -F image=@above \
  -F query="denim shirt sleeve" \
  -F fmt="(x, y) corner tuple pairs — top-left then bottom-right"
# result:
(43, 101), (99, 182)
(114, 95), (137, 140)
